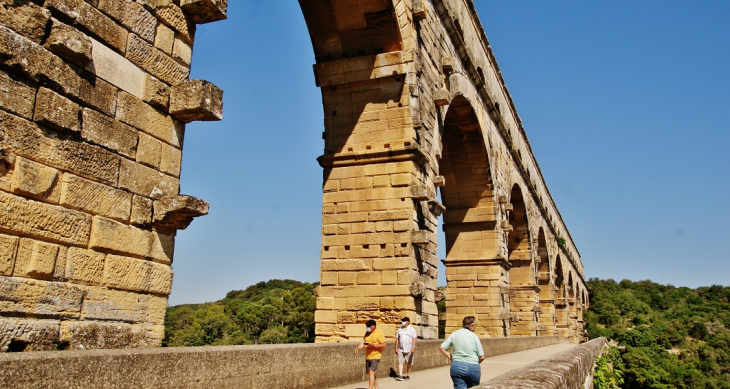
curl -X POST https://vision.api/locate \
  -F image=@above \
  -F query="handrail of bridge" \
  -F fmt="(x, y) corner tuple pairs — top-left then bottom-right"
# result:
(479, 337), (608, 389)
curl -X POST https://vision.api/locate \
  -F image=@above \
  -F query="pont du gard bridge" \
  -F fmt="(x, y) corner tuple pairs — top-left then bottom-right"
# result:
(0, 0), (601, 388)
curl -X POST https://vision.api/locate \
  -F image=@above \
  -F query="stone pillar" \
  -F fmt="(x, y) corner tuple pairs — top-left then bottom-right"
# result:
(312, 55), (440, 341)
(0, 0), (226, 352)
(443, 259), (510, 337)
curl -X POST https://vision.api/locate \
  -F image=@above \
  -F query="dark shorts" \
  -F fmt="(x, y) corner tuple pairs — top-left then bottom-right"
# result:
(365, 359), (380, 372)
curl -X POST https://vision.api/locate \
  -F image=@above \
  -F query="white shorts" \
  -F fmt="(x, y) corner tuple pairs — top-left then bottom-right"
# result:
(398, 350), (415, 365)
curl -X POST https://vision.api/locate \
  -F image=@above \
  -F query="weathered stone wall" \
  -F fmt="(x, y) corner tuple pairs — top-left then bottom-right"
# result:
(0, 335), (569, 388)
(303, 0), (589, 343)
(479, 337), (608, 389)
(0, 0), (226, 351)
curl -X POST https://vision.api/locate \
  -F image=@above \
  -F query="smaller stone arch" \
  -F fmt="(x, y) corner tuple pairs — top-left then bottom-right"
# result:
(536, 228), (555, 335)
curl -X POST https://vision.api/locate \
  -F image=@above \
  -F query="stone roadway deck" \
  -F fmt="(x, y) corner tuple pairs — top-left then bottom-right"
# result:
(330, 342), (577, 389)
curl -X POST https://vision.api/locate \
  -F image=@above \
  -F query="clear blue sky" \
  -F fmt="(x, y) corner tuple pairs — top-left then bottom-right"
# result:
(168, 1), (730, 306)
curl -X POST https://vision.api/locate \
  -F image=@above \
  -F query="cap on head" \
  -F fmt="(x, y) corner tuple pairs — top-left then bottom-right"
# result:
(365, 319), (377, 327)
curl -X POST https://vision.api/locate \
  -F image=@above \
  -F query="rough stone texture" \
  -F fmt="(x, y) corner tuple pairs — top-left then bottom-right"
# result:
(0, 318), (60, 352)
(89, 216), (172, 264)
(103, 254), (172, 294)
(478, 338), (607, 389)
(0, 336), (568, 388)
(33, 87), (81, 134)
(153, 194), (209, 229)
(0, 71), (36, 120)
(9, 156), (59, 200)
(0, 0), (221, 351)
(46, 18), (93, 68)
(0, 0), (51, 44)
(169, 79), (222, 122)
(180, 0), (228, 24)
(81, 108), (139, 159)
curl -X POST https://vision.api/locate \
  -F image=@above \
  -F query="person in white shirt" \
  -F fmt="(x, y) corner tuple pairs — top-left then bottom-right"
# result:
(394, 317), (417, 381)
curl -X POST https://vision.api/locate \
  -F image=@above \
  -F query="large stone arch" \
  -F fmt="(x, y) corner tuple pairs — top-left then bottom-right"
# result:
(554, 255), (570, 339)
(439, 94), (505, 337)
(536, 228), (556, 335)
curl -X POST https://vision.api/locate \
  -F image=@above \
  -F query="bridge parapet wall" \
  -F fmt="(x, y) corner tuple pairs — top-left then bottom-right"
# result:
(0, 336), (569, 388)
(479, 337), (608, 389)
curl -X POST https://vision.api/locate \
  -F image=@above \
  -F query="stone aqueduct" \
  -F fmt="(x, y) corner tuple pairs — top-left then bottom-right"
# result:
(0, 0), (587, 351)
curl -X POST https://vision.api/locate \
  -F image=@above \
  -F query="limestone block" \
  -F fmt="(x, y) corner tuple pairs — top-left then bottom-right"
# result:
(13, 238), (61, 280)
(154, 23), (174, 54)
(0, 234), (19, 276)
(82, 286), (167, 324)
(180, 0), (228, 24)
(316, 297), (334, 310)
(153, 3), (195, 43)
(169, 79), (223, 122)
(10, 156), (59, 200)
(321, 259), (369, 271)
(337, 312), (356, 324)
(143, 74), (170, 111)
(0, 110), (121, 186)
(0, 25), (117, 116)
(97, 0), (158, 43)
(0, 192), (91, 246)
(0, 318), (60, 352)
(314, 310), (337, 324)
(315, 286), (363, 298)
(44, 0), (127, 53)
(81, 109), (138, 159)
(363, 285), (410, 297)
(172, 36), (192, 65)
(46, 18), (93, 68)
(130, 195), (153, 226)
(89, 216), (172, 264)
(116, 92), (182, 147)
(338, 272), (356, 285)
(119, 158), (179, 199)
(103, 254), (172, 294)
(86, 37), (146, 99)
(65, 247), (106, 285)
(126, 34), (190, 86)
(314, 323), (345, 337)
(59, 173), (133, 222)
(0, 71), (36, 120)
(0, 276), (83, 318)
(33, 87), (81, 133)
(320, 271), (337, 286)
(0, 0), (51, 44)
(357, 271), (380, 285)
(59, 321), (164, 350)
(346, 297), (379, 311)
(152, 194), (209, 230)
(434, 89), (451, 106)
(137, 133), (162, 168)
(412, 1), (427, 21)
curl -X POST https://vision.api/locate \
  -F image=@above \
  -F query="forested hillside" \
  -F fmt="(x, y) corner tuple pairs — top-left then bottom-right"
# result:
(587, 279), (729, 389)
(163, 279), (317, 346)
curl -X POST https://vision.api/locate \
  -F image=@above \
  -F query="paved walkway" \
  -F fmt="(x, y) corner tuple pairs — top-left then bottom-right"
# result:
(330, 343), (577, 389)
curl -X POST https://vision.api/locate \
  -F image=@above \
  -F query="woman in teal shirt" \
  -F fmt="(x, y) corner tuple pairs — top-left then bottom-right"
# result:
(439, 316), (486, 388)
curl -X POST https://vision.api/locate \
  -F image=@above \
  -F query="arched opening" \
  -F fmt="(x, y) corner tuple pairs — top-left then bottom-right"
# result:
(554, 256), (569, 338)
(536, 228), (555, 335)
(567, 272), (578, 341)
(506, 184), (538, 336)
(439, 95), (503, 337)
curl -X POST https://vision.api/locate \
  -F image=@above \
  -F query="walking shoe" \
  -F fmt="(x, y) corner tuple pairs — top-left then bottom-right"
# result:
(395, 376), (404, 381)
(405, 376), (410, 380)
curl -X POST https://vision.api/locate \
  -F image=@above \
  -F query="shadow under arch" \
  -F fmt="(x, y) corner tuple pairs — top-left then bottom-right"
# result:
(439, 94), (506, 337)
(536, 228), (556, 335)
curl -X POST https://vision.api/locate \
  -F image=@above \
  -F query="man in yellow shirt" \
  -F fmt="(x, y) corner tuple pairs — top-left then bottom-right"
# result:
(354, 320), (386, 389)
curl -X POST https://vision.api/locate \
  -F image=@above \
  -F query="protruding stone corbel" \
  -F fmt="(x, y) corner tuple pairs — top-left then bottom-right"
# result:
(433, 175), (445, 187)
(180, 0), (228, 24)
(503, 203), (513, 211)
(170, 79), (223, 122)
(433, 89), (450, 106)
(498, 195), (509, 204)
(441, 56), (454, 74)
(427, 199), (445, 216)
(411, 230), (430, 245)
(413, 1), (427, 21)
(409, 282), (427, 298)
(410, 184), (431, 200)
(46, 18), (92, 68)
(153, 194), (209, 230)
(500, 220), (512, 231)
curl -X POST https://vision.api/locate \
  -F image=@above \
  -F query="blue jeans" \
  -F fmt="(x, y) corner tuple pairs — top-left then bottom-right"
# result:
(450, 360), (481, 389)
